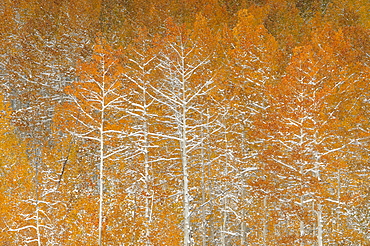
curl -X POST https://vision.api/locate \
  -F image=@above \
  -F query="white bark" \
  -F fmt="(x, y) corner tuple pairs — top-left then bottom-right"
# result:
(144, 110), (151, 246)
(263, 196), (267, 246)
(98, 107), (104, 246)
(142, 79), (153, 245)
(180, 45), (191, 246)
(221, 116), (229, 246)
(35, 160), (42, 246)
(317, 203), (323, 246)
(200, 111), (207, 246)
(221, 197), (228, 246)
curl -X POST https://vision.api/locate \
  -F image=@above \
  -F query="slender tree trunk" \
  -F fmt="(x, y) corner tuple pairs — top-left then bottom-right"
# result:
(201, 112), (207, 246)
(336, 169), (341, 232)
(201, 152), (207, 246)
(206, 110), (215, 245)
(240, 181), (246, 246)
(300, 168), (304, 246)
(131, 192), (138, 245)
(182, 111), (190, 246)
(263, 196), (267, 246)
(144, 123), (151, 245)
(98, 59), (106, 246)
(181, 51), (191, 246)
(241, 129), (248, 246)
(300, 216), (304, 246)
(221, 116), (228, 246)
(317, 203), (323, 246)
(143, 85), (152, 246)
(35, 158), (42, 246)
(241, 220), (246, 245)
(299, 128), (305, 246)
(36, 206), (41, 246)
(315, 146), (323, 246)
(98, 109), (104, 246)
(209, 187), (215, 245)
(222, 197), (228, 246)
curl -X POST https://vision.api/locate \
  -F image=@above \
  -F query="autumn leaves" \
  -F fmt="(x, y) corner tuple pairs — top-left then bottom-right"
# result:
(0, 0), (369, 245)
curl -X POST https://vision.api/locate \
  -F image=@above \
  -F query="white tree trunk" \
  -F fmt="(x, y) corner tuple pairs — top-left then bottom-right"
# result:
(98, 108), (104, 246)
(263, 196), (267, 246)
(182, 122), (191, 245)
(181, 48), (191, 246)
(200, 112), (207, 246)
(143, 87), (152, 246)
(35, 160), (42, 246)
(182, 97), (191, 246)
(222, 197), (228, 246)
(336, 170), (341, 231)
(98, 57), (107, 246)
(317, 203), (323, 246)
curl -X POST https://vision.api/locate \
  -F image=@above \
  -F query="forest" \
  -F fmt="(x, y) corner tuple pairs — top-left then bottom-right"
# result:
(0, 0), (369, 245)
